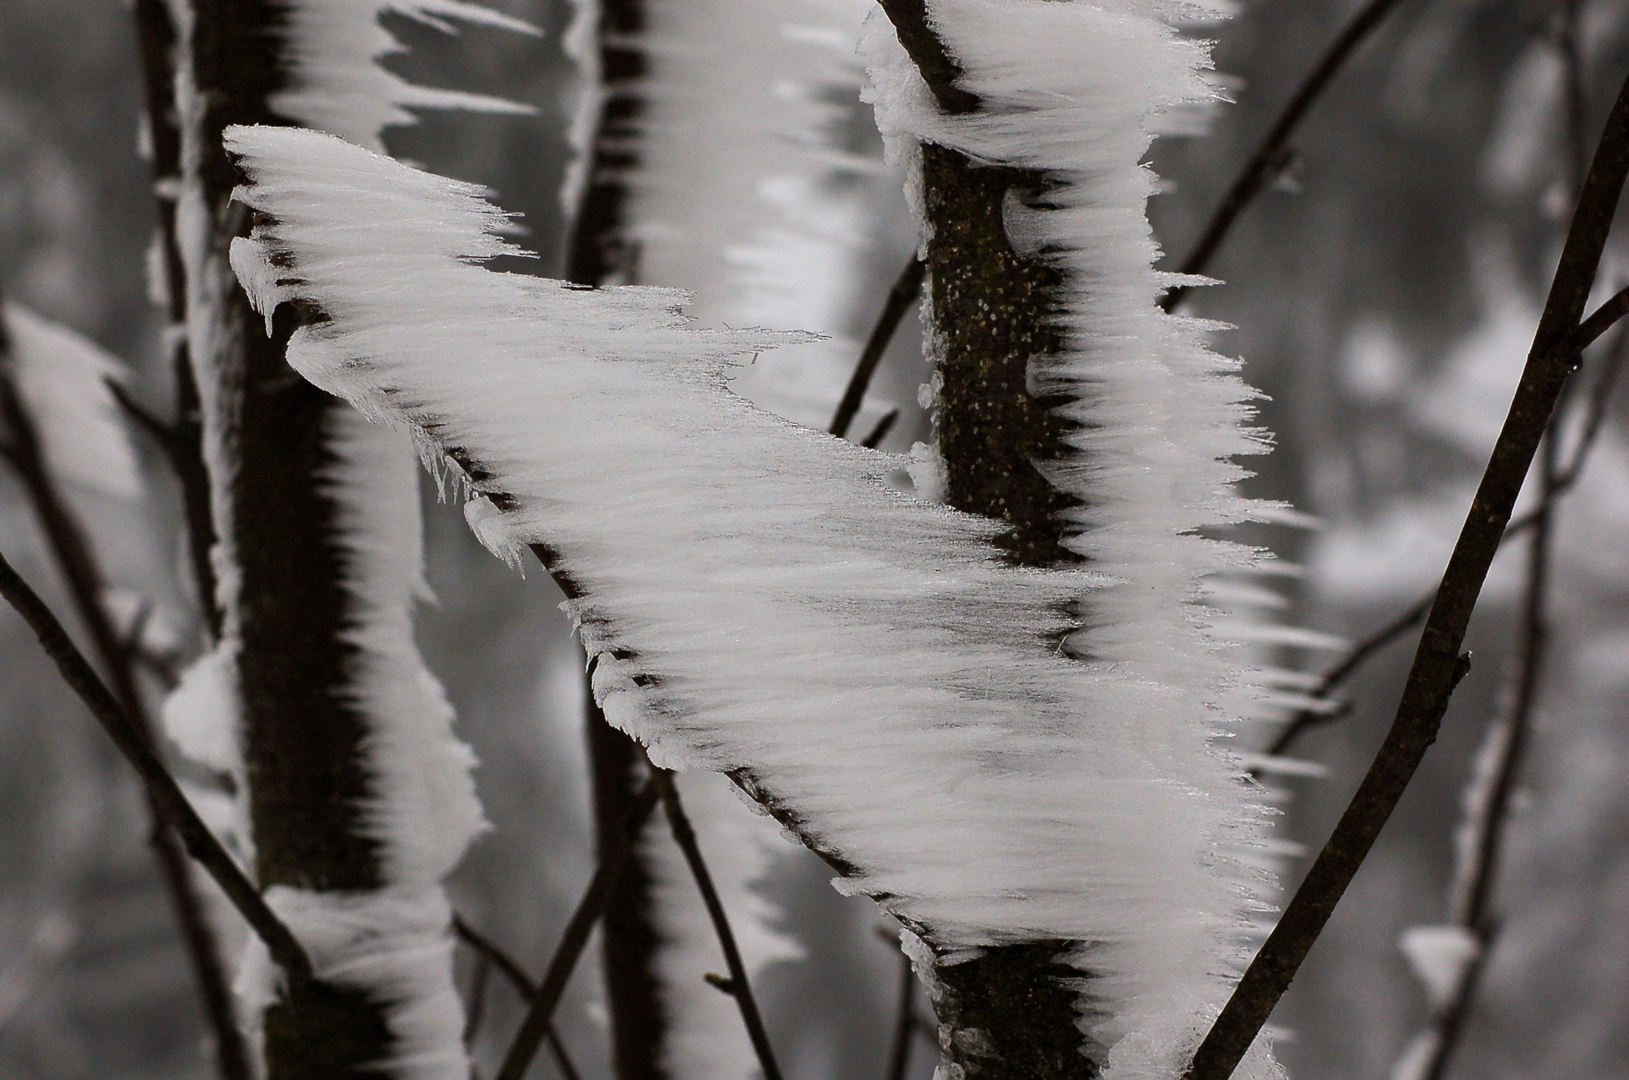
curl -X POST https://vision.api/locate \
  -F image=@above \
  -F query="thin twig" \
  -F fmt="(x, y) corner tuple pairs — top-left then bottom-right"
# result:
(653, 770), (785, 1080)
(1162, 0), (1410, 312)
(830, 258), (925, 440)
(862, 408), (902, 450)
(451, 916), (584, 1080)
(0, 548), (313, 983)
(495, 774), (659, 1080)
(1185, 65), (1629, 1080)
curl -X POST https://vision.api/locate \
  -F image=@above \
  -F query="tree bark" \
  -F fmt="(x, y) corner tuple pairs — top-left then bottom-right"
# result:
(179, 1), (397, 1073)
(874, 4), (1096, 1077)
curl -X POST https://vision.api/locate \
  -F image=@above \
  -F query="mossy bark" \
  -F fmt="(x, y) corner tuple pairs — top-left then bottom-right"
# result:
(184, 2), (397, 1074)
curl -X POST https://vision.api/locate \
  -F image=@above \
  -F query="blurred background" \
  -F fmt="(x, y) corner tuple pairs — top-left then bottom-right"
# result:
(2, 0), (1627, 1078)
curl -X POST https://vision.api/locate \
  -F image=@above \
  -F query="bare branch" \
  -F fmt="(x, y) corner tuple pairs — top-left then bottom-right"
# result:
(1185, 64), (1629, 1080)
(1270, 318), (1628, 760)
(830, 258), (925, 440)
(652, 770), (785, 1080)
(1162, 0), (1410, 312)
(2, 306), (247, 1076)
(0, 548), (313, 983)
(495, 774), (660, 1080)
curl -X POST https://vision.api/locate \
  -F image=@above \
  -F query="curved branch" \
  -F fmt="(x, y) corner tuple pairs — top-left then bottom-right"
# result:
(1185, 65), (1629, 1080)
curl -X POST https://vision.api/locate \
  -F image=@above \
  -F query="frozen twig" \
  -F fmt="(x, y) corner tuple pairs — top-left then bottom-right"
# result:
(652, 770), (785, 1080)
(1, 300), (247, 1078)
(1161, 0), (1410, 312)
(451, 915), (583, 1080)
(0, 548), (313, 984)
(1185, 64), (1629, 1080)
(130, 0), (219, 641)
(495, 773), (660, 1080)
(829, 257), (926, 440)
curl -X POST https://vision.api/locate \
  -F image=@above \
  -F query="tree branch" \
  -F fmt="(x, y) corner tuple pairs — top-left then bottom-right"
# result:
(1270, 313), (1629, 760)
(1185, 64), (1629, 1080)
(652, 770), (785, 1080)
(451, 916), (584, 1080)
(1, 302), (248, 1078)
(884, 947), (917, 1080)
(495, 773), (660, 1080)
(1161, 0), (1410, 312)
(0, 548), (313, 983)
(829, 258), (925, 440)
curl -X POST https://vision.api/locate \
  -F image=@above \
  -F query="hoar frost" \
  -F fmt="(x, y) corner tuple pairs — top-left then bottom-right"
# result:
(225, 0), (1292, 1073)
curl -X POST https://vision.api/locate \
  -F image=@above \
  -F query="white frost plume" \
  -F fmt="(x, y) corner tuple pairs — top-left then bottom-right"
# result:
(272, 0), (537, 153)
(631, 0), (897, 429)
(227, 115), (1276, 1080)
(0, 302), (143, 501)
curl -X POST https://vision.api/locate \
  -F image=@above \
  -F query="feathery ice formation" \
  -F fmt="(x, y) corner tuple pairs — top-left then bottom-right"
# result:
(228, 80), (1281, 1075)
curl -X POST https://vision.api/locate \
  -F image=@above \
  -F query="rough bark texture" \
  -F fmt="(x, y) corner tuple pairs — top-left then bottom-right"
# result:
(563, 0), (669, 1072)
(918, 141), (1096, 1080)
(184, 1), (395, 1074)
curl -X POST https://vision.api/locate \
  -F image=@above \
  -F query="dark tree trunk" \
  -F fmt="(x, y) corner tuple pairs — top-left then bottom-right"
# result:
(180, 2), (397, 1074)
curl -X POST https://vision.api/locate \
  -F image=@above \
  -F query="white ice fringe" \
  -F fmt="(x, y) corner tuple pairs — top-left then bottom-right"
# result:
(597, 2), (880, 1068)
(226, 99), (1273, 1080)
(1, 302), (143, 501)
(272, 0), (537, 154)
(629, 0), (896, 429)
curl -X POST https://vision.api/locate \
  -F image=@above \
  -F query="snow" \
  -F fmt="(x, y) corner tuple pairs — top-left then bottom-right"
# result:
(1, 302), (143, 502)
(227, 76), (1279, 1080)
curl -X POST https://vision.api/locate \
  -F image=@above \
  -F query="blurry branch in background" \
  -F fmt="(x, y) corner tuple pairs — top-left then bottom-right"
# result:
(450, 915), (584, 1080)
(1407, 20), (1604, 1078)
(0, 549), (314, 987)
(837, 0), (1414, 437)
(829, 257), (925, 440)
(0, 297), (248, 1079)
(496, 774), (659, 1080)
(1270, 299), (1629, 759)
(652, 769), (785, 1080)
(1160, 0), (1410, 312)
(1185, 64), (1629, 1080)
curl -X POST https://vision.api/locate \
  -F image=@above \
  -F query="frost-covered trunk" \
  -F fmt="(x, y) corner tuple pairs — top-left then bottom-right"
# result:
(874, 16), (1092, 1080)
(170, 2), (406, 1069)
(163, 1), (510, 1074)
